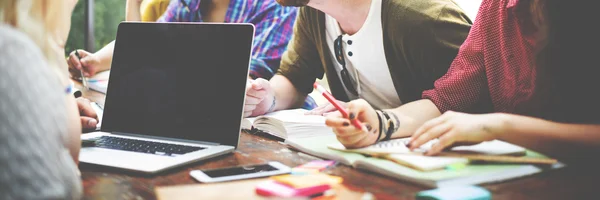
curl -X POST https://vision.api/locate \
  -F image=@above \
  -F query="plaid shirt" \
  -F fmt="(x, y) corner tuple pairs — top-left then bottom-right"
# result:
(158, 0), (317, 109)
(158, 0), (295, 80)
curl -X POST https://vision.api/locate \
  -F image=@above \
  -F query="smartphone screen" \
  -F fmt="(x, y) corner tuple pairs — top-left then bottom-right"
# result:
(202, 164), (279, 178)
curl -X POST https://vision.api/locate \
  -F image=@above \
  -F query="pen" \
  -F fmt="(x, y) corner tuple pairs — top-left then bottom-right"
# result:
(314, 82), (363, 130)
(74, 50), (88, 89)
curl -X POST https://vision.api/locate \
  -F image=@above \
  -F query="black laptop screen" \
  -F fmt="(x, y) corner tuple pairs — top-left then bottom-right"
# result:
(101, 23), (254, 147)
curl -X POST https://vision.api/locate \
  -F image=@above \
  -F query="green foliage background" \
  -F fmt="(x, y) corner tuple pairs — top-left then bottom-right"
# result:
(65, 0), (125, 55)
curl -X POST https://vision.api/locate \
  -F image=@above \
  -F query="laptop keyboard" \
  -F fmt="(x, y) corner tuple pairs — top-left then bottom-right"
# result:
(94, 136), (205, 156)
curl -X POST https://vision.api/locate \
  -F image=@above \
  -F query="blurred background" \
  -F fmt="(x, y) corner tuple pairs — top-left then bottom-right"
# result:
(65, 0), (124, 55)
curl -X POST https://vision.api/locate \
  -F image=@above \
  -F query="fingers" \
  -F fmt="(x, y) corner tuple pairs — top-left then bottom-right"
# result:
(251, 78), (270, 91)
(411, 114), (450, 141)
(409, 122), (452, 151)
(246, 89), (267, 99)
(427, 133), (456, 155)
(81, 116), (98, 129)
(79, 57), (95, 76)
(244, 104), (257, 113)
(76, 98), (98, 119)
(246, 79), (269, 99)
(68, 51), (82, 70)
(345, 100), (368, 130)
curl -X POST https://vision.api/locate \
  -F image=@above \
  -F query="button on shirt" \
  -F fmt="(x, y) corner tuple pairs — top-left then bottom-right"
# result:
(325, 0), (402, 109)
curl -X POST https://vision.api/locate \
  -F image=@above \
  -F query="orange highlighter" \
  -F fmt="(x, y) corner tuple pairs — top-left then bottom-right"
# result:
(313, 83), (363, 129)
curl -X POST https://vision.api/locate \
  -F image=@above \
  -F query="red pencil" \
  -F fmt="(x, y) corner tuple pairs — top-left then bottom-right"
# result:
(314, 83), (363, 130)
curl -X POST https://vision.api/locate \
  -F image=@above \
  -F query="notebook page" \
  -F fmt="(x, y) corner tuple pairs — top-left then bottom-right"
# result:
(328, 138), (525, 156)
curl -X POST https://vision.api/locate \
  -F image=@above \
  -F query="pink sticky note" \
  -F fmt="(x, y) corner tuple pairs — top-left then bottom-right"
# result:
(255, 180), (330, 197)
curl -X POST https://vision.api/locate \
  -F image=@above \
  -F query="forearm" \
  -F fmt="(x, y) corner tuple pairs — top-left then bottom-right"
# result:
(496, 114), (600, 162)
(386, 99), (442, 138)
(126, 0), (143, 21)
(94, 41), (115, 71)
(270, 75), (306, 111)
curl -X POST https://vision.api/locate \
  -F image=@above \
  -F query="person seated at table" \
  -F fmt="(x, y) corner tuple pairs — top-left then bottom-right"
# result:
(243, 0), (472, 117)
(68, 0), (296, 81)
(132, 0), (171, 22)
(0, 0), (92, 199)
(325, 0), (600, 163)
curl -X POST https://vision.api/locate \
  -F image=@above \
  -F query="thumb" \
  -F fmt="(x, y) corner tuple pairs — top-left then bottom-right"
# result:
(80, 116), (98, 129)
(252, 78), (270, 90)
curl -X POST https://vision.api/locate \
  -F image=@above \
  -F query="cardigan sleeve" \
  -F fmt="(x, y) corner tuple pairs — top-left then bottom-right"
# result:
(276, 7), (325, 95)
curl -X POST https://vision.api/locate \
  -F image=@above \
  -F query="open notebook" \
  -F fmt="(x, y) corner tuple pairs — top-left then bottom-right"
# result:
(87, 70), (109, 93)
(241, 109), (334, 141)
(328, 138), (527, 171)
(286, 135), (563, 187)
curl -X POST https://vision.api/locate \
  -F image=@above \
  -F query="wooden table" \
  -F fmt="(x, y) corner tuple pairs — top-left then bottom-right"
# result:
(78, 86), (598, 200)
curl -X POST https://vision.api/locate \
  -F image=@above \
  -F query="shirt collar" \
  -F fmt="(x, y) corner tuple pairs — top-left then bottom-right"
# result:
(507, 0), (520, 8)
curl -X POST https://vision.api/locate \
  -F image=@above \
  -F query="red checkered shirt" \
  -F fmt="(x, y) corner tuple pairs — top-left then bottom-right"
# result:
(423, 0), (539, 115)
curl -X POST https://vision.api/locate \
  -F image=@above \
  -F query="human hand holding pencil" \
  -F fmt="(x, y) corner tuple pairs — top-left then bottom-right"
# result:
(316, 83), (380, 148)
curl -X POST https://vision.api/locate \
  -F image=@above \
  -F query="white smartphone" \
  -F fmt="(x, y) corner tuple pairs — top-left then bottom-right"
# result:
(190, 161), (291, 183)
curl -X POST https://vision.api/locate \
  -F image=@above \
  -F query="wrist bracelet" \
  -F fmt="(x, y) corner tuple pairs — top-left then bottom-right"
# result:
(375, 110), (383, 142)
(381, 110), (397, 141)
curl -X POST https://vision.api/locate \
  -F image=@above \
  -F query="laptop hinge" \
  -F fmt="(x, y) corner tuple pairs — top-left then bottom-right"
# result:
(111, 132), (221, 146)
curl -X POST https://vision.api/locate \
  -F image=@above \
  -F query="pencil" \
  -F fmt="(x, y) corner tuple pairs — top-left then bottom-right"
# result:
(75, 50), (88, 89)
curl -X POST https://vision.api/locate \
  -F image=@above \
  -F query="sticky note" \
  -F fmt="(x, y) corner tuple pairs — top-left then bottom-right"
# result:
(271, 174), (343, 188)
(256, 180), (331, 197)
(296, 160), (336, 171)
(446, 163), (467, 171)
(291, 167), (320, 175)
(416, 186), (491, 200)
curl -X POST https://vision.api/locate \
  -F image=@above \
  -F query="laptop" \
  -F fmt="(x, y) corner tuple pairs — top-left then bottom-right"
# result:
(80, 22), (255, 173)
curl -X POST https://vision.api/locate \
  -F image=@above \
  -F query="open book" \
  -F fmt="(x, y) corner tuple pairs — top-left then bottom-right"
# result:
(241, 109), (334, 141)
(286, 135), (563, 188)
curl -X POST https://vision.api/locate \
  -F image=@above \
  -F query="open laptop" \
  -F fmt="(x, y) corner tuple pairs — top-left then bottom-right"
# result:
(80, 22), (255, 173)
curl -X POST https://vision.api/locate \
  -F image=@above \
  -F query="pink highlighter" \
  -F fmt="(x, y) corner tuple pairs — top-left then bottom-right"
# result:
(313, 83), (363, 129)
(255, 180), (331, 197)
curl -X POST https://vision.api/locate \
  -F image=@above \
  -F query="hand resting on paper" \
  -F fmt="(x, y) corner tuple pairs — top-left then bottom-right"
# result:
(408, 111), (505, 156)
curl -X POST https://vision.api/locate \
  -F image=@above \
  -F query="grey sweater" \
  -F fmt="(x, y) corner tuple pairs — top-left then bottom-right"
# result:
(0, 25), (82, 200)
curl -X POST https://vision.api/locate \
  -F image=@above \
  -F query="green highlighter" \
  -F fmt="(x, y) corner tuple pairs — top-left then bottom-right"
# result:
(416, 186), (491, 200)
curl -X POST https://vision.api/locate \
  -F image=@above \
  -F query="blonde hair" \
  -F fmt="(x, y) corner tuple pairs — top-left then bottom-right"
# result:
(0, 0), (70, 80)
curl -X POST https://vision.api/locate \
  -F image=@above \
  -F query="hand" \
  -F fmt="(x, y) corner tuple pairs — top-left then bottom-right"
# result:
(67, 49), (102, 77)
(325, 99), (380, 148)
(76, 97), (99, 130)
(305, 99), (348, 116)
(409, 111), (506, 155)
(244, 78), (275, 117)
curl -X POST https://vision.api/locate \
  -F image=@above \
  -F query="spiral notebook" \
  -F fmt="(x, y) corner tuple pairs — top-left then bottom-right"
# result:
(286, 135), (563, 187)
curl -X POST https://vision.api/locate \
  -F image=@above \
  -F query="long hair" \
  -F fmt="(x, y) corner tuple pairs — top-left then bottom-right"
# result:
(0, 0), (71, 80)
(530, 0), (600, 123)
